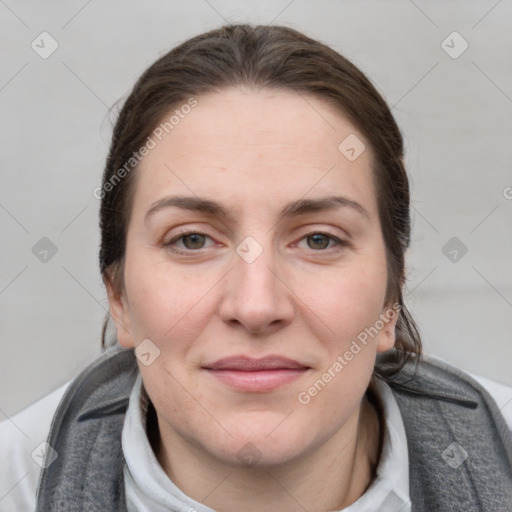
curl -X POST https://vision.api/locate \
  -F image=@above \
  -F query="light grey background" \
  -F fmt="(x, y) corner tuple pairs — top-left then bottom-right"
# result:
(1, 0), (511, 419)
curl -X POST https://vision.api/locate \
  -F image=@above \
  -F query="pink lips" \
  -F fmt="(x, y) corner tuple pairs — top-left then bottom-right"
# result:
(202, 356), (310, 392)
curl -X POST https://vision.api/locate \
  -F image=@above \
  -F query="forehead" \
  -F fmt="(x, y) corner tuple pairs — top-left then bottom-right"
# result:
(133, 87), (377, 219)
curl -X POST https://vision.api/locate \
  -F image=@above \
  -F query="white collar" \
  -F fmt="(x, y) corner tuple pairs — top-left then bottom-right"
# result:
(122, 373), (411, 512)
(342, 378), (411, 511)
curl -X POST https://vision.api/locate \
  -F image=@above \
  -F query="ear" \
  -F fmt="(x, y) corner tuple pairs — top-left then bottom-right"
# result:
(104, 272), (136, 349)
(376, 301), (400, 353)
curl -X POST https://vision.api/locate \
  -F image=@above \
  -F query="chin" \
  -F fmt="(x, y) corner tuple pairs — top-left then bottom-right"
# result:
(209, 424), (313, 468)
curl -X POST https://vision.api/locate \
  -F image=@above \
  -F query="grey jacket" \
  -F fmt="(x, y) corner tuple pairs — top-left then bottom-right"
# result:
(35, 347), (512, 511)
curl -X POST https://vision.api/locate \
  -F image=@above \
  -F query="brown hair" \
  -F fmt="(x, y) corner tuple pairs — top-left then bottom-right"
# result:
(99, 23), (421, 376)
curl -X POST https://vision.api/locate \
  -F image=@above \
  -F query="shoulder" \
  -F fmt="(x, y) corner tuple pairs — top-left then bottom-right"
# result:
(378, 350), (512, 432)
(428, 354), (512, 431)
(0, 346), (134, 511)
(0, 380), (71, 511)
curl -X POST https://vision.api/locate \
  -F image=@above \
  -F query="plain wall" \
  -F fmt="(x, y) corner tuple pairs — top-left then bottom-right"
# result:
(1, 0), (511, 419)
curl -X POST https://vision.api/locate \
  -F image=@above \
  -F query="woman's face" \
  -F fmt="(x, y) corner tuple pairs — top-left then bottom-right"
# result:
(108, 87), (398, 468)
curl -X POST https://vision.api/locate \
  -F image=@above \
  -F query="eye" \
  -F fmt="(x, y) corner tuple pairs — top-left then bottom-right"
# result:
(163, 230), (347, 255)
(297, 232), (347, 251)
(164, 231), (215, 253)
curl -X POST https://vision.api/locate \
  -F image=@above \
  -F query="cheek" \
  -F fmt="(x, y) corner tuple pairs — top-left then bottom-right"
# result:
(296, 283), (379, 429)
(296, 259), (387, 343)
(124, 272), (171, 340)
(123, 251), (215, 346)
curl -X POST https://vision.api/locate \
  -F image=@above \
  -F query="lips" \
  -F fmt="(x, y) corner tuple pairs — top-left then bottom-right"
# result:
(202, 356), (310, 392)
(202, 355), (309, 371)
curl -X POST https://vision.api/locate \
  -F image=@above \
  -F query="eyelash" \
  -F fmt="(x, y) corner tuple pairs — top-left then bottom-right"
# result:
(163, 229), (349, 255)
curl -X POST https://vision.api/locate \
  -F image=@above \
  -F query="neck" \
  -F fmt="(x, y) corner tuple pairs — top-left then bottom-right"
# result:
(148, 394), (382, 512)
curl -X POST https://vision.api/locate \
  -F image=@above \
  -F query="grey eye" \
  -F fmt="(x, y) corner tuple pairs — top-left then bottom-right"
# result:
(306, 233), (331, 250)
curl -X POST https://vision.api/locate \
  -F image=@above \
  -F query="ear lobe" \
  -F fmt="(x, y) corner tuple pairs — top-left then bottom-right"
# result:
(104, 275), (135, 349)
(376, 303), (400, 353)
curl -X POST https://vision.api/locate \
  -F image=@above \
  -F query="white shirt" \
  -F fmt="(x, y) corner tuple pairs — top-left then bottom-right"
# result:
(1, 362), (511, 512)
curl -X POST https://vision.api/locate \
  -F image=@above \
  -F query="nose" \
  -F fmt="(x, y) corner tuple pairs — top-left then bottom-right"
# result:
(219, 240), (295, 335)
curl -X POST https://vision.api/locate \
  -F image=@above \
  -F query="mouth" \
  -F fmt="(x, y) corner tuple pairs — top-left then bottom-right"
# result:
(202, 355), (310, 392)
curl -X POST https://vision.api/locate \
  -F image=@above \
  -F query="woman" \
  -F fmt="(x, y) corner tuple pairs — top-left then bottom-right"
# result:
(1, 24), (511, 512)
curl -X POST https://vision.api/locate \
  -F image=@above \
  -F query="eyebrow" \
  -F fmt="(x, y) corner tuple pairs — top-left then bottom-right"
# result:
(144, 195), (371, 224)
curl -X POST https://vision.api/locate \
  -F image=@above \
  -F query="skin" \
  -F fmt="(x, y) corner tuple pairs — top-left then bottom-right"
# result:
(107, 87), (398, 511)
